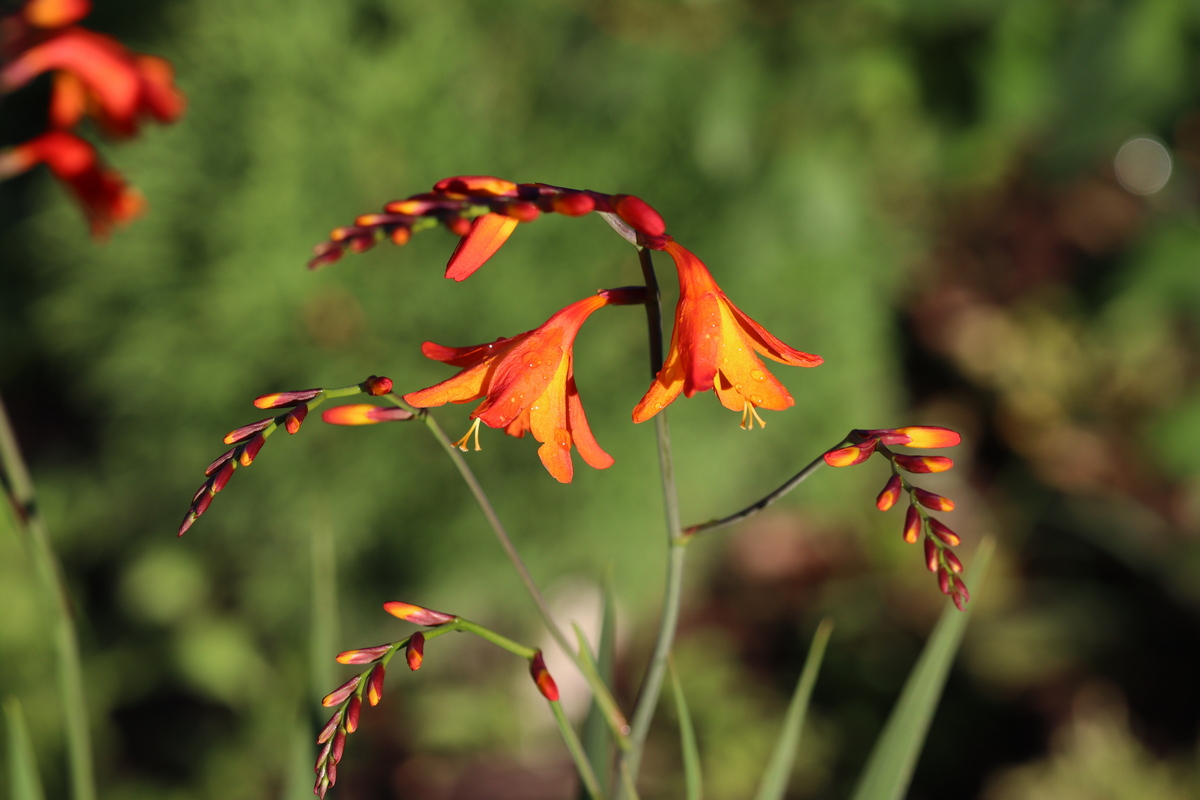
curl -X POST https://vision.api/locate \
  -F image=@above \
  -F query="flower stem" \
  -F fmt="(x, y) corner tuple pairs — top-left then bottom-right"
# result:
(684, 450), (828, 537)
(0, 395), (96, 800)
(618, 247), (688, 794)
(550, 700), (604, 800)
(382, 394), (631, 746)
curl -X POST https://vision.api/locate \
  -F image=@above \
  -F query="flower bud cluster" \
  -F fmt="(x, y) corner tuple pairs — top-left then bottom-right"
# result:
(179, 376), (397, 535)
(824, 426), (970, 608)
(309, 175), (667, 275)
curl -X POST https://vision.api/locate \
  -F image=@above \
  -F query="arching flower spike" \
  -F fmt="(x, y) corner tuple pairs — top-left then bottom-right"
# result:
(633, 240), (822, 428)
(404, 287), (646, 483)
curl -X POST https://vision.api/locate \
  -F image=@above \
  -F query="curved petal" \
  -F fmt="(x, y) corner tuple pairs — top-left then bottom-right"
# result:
(566, 369), (613, 470)
(726, 301), (823, 367)
(444, 213), (518, 281)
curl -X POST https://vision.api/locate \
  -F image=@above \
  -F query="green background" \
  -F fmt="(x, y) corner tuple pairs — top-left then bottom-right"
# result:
(4, 1), (1200, 798)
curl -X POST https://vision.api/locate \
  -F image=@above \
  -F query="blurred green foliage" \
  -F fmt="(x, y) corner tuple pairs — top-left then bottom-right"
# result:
(4, 0), (1200, 798)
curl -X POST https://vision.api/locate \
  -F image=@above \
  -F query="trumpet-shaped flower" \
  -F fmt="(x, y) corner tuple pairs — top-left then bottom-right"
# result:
(0, 131), (143, 236)
(633, 240), (822, 428)
(404, 287), (645, 482)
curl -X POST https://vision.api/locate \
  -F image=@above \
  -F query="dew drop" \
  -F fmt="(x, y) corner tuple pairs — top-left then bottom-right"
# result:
(750, 369), (765, 381)
(750, 395), (762, 404)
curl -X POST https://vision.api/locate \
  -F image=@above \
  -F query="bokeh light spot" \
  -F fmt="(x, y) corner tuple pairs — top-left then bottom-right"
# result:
(1114, 137), (1172, 195)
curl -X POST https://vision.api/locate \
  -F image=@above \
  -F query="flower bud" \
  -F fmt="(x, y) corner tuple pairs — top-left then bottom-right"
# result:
(223, 418), (273, 444)
(406, 632), (425, 671)
(944, 550), (963, 574)
(253, 389), (321, 409)
(284, 405), (308, 434)
(876, 474), (902, 511)
(326, 761), (337, 788)
(444, 214), (472, 237)
(364, 375), (393, 396)
(894, 454), (953, 474)
(366, 663), (386, 706)
(500, 200), (540, 222)
(433, 175), (519, 196)
(892, 426), (961, 449)
(237, 433), (265, 466)
(928, 518), (961, 546)
(551, 192), (595, 216)
(344, 696), (361, 733)
(937, 567), (951, 595)
(204, 449), (236, 477)
(390, 226), (411, 246)
(330, 728), (346, 764)
(612, 194), (666, 236)
(902, 504), (921, 544)
(924, 537), (939, 572)
(336, 644), (392, 665)
(321, 675), (361, 708)
(913, 488), (954, 511)
(529, 651), (559, 701)
(211, 460), (235, 493)
(823, 440), (876, 467)
(382, 601), (455, 626)
(317, 712), (341, 744)
(321, 404), (414, 425)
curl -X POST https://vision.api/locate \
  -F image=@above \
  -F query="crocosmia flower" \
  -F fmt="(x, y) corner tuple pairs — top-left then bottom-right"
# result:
(0, 130), (143, 236)
(633, 240), (822, 428)
(404, 287), (645, 483)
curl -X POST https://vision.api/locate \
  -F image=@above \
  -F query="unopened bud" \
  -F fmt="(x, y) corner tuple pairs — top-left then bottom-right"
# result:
(364, 376), (394, 396)
(321, 675), (361, 708)
(345, 696), (361, 733)
(892, 426), (961, 449)
(924, 537), (938, 572)
(336, 644), (392, 665)
(876, 474), (902, 511)
(928, 518), (961, 546)
(551, 191), (595, 216)
(238, 433), (265, 466)
(284, 405), (308, 434)
(937, 567), (951, 595)
(223, 418), (273, 445)
(612, 194), (667, 236)
(254, 389), (321, 409)
(406, 632), (425, 671)
(894, 454), (953, 474)
(321, 404), (413, 425)
(366, 663), (386, 706)
(382, 601), (455, 626)
(317, 712), (341, 744)
(529, 651), (559, 701)
(902, 504), (921, 544)
(823, 440), (876, 467)
(211, 460), (235, 493)
(944, 550), (963, 574)
(330, 728), (346, 764)
(914, 488), (954, 511)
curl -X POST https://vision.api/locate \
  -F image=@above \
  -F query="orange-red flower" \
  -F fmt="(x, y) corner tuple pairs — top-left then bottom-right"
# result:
(1, 26), (184, 138)
(633, 240), (822, 428)
(404, 288), (644, 483)
(0, 131), (143, 236)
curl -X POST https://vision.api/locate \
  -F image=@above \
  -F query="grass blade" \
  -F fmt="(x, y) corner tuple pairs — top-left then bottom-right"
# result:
(752, 618), (834, 800)
(668, 656), (703, 800)
(4, 697), (46, 800)
(849, 536), (995, 800)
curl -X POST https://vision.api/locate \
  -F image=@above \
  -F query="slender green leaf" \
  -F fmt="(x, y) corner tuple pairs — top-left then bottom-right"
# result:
(579, 576), (617, 799)
(849, 536), (995, 800)
(4, 697), (46, 800)
(752, 618), (834, 800)
(668, 656), (703, 800)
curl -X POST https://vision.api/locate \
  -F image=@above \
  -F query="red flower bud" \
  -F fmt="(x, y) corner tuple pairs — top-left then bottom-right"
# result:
(902, 504), (921, 544)
(330, 728), (346, 763)
(937, 567), (951, 595)
(191, 491), (213, 517)
(444, 214), (472, 237)
(406, 632), (425, 671)
(321, 675), (361, 708)
(210, 460), (235, 493)
(317, 712), (341, 744)
(366, 663), (386, 706)
(204, 449), (235, 477)
(433, 175), (519, 196)
(944, 550), (963, 573)
(913, 488), (954, 511)
(382, 601), (455, 627)
(529, 651), (559, 701)
(364, 376), (393, 396)
(928, 518), (961, 546)
(924, 537), (939, 572)
(326, 761), (337, 788)
(223, 417), (273, 445)
(892, 426), (961, 449)
(612, 194), (666, 236)
(344, 696), (361, 733)
(894, 454), (953, 474)
(876, 474), (902, 511)
(238, 434), (265, 466)
(254, 389), (321, 409)
(500, 200), (541, 222)
(551, 192), (595, 216)
(390, 226), (411, 246)
(284, 405), (308, 434)
(824, 440), (876, 467)
(336, 644), (392, 665)
(321, 404), (414, 425)
(315, 741), (331, 771)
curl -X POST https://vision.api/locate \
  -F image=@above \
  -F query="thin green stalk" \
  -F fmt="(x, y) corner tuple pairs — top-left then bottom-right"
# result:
(381, 394), (631, 746)
(551, 700), (605, 800)
(618, 247), (689, 795)
(0, 396), (95, 800)
(685, 451), (826, 537)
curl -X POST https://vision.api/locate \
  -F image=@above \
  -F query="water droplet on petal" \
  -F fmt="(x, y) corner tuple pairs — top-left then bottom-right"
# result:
(750, 395), (762, 404)
(750, 369), (765, 381)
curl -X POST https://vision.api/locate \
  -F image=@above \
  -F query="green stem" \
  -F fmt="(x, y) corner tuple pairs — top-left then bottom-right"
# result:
(684, 451), (827, 537)
(551, 700), (604, 800)
(0, 395), (95, 800)
(618, 247), (688, 794)
(382, 394), (631, 746)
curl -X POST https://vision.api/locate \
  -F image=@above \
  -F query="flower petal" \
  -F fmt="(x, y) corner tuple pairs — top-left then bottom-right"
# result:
(444, 213), (519, 282)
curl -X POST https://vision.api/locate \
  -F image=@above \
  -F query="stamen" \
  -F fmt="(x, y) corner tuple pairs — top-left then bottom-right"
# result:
(740, 401), (766, 431)
(454, 418), (483, 451)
